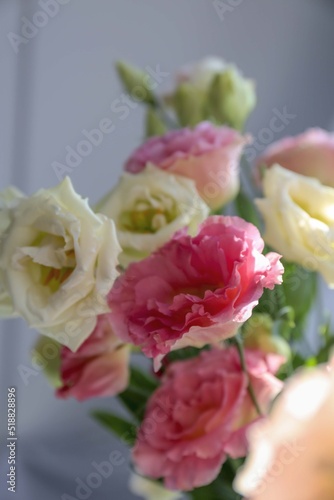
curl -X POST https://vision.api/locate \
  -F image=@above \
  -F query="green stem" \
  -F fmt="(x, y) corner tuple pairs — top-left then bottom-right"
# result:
(235, 335), (263, 417)
(153, 98), (179, 130)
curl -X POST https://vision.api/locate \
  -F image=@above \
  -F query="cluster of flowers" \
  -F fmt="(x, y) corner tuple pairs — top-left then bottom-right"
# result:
(1, 57), (334, 499)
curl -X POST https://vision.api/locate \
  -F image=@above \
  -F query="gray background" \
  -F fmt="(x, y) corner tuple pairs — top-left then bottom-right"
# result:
(1, 1), (334, 499)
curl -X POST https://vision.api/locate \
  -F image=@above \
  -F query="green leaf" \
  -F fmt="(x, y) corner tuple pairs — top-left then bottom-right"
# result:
(190, 459), (242, 499)
(234, 188), (261, 228)
(281, 262), (317, 324)
(291, 352), (307, 370)
(118, 386), (149, 422)
(91, 411), (137, 446)
(315, 329), (334, 364)
(129, 366), (159, 393)
(115, 61), (156, 106)
(254, 287), (279, 318)
(145, 108), (167, 137)
(190, 479), (241, 500)
(167, 346), (208, 363)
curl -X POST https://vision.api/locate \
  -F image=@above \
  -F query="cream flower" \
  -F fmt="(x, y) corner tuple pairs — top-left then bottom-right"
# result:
(235, 365), (334, 500)
(256, 165), (334, 287)
(0, 177), (121, 351)
(129, 473), (183, 500)
(97, 164), (209, 266)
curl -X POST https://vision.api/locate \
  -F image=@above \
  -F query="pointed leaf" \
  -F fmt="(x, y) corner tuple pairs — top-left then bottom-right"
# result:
(92, 411), (137, 446)
(234, 188), (261, 228)
(118, 386), (149, 422)
(129, 365), (159, 393)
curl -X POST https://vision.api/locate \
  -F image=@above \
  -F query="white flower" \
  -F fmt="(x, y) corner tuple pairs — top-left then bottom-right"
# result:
(129, 473), (184, 500)
(256, 165), (334, 287)
(234, 365), (334, 500)
(176, 56), (228, 91)
(0, 177), (121, 351)
(97, 164), (209, 266)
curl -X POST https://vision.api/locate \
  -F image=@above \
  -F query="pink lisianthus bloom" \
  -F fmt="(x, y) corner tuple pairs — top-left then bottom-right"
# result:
(108, 216), (283, 361)
(124, 122), (250, 210)
(132, 347), (284, 492)
(56, 314), (130, 401)
(257, 128), (334, 187)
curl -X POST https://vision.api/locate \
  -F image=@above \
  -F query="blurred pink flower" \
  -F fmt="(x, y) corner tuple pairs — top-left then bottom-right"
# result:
(235, 365), (334, 500)
(57, 314), (130, 401)
(108, 216), (283, 360)
(133, 347), (284, 491)
(125, 122), (250, 210)
(257, 128), (334, 187)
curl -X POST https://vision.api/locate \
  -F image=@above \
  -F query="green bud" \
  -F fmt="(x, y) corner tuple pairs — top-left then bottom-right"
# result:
(173, 83), (206, 127)
(145, 108), (167, 137)
(208, 68), (256, 130)
(115, 61), (156, 106)
(33, 335), (62, 388)
(244, 313), (291, 361)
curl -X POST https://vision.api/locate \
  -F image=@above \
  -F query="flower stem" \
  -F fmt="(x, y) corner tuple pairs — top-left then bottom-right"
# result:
(235, 335), (263, 417)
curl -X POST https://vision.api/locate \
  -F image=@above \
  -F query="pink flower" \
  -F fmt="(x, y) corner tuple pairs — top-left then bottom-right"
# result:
(108, 216), (283, 360)
(235, 365), (334, 500)
(56, 314), (130, 401)
(257, 128), (334, 187)
(132, 347), (284, 491)
(124, 122), (250, 210)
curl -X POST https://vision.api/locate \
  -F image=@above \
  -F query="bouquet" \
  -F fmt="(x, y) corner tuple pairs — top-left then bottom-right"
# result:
(1, 56), (334, 500)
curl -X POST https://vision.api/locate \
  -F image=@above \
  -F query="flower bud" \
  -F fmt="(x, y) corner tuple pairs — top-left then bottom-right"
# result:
(244, 313), (291, 361)
(208, 67), (256, 130)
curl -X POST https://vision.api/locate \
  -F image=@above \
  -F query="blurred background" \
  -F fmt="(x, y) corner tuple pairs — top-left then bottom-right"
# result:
(1, 1), (334, 498)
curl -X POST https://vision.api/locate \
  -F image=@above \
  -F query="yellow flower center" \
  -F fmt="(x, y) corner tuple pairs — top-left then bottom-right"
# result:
(118, 194), (178, 233)
(20, 232), (76, 293)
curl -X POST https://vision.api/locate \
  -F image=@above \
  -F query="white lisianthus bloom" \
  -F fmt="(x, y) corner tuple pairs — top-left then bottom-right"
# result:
(0, 177), (121, 351)
(176, 56), (228, 91)
(97, 164), (209, 266)
(256, 165), (334, 287)
(129, 473), (184, 500)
